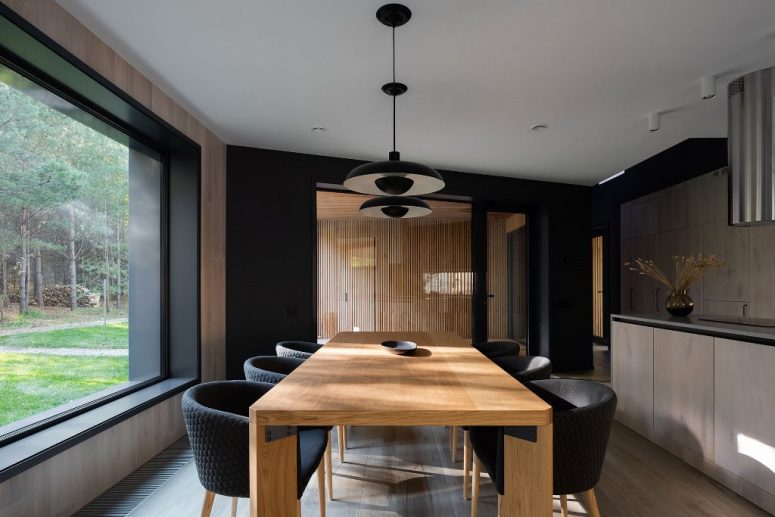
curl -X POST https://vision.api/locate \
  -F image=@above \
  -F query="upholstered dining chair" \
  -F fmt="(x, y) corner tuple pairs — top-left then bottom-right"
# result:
(243, 355), (335, 500)
(462, 355), (552, 499)
(468, 379), (617, 517)
(472, 340), (521, 359)
(275, 340), (323, 360)
(450, 341), (522, 464)
(244, 355), (305, 384)
(272, 342), (349, 464)
(182, 380), (329, 517)
(492, 355), (552, 381)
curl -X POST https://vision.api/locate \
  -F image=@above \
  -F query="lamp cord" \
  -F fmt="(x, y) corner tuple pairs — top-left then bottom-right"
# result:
(392, 25), (396, 153)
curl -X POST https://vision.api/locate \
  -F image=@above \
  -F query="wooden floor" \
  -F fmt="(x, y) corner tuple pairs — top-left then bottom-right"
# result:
(128, 423), (767, 517)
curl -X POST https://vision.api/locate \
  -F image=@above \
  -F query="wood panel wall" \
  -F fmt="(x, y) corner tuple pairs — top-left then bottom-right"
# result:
(318, 217), (474, 339)
(0, 1), (226, 515)
(317, 194), (525, 341)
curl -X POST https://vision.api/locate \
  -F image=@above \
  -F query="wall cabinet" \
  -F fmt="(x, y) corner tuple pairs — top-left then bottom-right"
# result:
(619, 168), (775, 318)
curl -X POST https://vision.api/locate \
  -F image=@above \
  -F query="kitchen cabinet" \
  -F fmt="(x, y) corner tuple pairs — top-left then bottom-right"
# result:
(714, 338), (775, 496)
(653, 328), (714, 459)
(612, 321), (653, 434)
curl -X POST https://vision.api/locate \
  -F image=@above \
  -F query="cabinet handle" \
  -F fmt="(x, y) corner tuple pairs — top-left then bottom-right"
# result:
(656, 288), (660, 312)
(743, 303), (748, 317)
(630, 288), (635, 310)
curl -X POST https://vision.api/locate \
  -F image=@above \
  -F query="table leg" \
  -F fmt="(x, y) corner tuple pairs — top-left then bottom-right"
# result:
(249, 422), (298, 517)
(501, 423), (552, 516)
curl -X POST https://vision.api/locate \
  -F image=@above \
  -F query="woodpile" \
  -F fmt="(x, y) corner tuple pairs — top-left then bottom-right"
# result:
(6, 285), (100, 307)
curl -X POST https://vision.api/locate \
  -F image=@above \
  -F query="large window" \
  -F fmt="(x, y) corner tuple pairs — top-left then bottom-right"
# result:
(0, 63), (162, 437)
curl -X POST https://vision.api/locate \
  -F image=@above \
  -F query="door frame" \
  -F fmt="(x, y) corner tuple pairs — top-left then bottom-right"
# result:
(472, 202), (536, 354)
(592, 225), (611, 346)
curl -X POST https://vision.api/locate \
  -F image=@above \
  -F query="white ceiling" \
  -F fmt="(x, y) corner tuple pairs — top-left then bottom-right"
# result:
(57, 0), (775, 185)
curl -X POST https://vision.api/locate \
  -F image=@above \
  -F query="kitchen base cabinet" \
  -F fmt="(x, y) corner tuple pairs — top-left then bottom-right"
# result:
(612, 321), (653, 435)
(612, 316), (775, 514)
(715, 338), (775, 497)
(653, 329), (714, 460)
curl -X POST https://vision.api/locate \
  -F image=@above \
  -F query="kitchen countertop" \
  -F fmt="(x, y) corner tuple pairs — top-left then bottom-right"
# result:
(612, 313), (775, 345)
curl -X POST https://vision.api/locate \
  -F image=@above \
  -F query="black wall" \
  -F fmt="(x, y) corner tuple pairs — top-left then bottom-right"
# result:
(592, 138), (728, 327)
(226, 146), (593, 378)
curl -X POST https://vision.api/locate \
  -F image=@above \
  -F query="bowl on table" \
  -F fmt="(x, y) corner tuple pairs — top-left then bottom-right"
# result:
(381, 340), (418, 355)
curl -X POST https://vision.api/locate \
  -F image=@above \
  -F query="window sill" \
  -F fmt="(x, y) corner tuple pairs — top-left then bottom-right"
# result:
(0, 377), (196, 483)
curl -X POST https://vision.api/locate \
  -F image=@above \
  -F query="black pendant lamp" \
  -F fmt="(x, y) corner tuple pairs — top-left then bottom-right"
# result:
(345, 4), (444, 218)
(359, 195), (432, 219)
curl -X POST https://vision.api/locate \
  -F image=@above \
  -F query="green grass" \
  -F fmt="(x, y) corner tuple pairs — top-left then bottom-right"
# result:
(0, 323), (128, 349)
(0, 352), (128, 426)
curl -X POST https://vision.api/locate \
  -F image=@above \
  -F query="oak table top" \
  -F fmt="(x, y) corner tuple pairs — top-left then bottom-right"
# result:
(249, 331), (553, 517)
(250, 331), (551, 426)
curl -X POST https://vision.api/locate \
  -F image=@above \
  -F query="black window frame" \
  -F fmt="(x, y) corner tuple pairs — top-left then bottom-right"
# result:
(0, 3), (200, 482)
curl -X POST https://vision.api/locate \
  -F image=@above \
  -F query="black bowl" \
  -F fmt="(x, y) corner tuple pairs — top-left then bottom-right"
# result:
(381, 340), (418, 355)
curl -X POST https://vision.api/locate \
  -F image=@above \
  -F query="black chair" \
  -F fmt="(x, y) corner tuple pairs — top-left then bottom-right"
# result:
(472, 340), (521, 359)
(182, 380), (328, 517)
(451, 341), (521, 467)
(243, 355), (305, 383)
(243, 354), (336, 500)
(462, 355), (552, 498)
(276, 340), (323, 360)
(492, 355), (552, 381)
(469, 379), (616, 517)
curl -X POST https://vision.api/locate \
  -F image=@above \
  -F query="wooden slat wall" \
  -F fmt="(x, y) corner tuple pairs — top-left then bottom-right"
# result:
(593, 235), (604, 338)
(317, 194), (529, 342)
(0, 2), (226, 515)
(318, 216), (473, 339)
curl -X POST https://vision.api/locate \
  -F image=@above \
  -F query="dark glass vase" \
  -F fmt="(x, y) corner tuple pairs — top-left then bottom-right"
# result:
(665, 289), (694, 316)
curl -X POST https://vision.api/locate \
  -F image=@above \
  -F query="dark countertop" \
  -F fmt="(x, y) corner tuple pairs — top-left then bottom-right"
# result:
(612, 313), (775, 345)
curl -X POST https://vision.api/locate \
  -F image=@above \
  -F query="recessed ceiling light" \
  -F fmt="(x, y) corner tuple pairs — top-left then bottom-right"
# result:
(531, 123), (548, 131)
(311, 127), (327, 133)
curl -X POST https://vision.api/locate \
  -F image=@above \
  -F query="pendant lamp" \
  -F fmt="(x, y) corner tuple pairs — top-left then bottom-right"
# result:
(345, 4), (444, 218)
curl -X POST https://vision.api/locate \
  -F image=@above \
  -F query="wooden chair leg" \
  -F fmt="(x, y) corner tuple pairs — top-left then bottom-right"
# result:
(231, 497), (238, 517)
(200, 490), (215, 517)
(463, 430), (472, 499)
(325, 432), (333, 500)
(337, 426), (345, 462)
(471, 454), (481, 517)
(585, 488), (601, 517)
(560, 494), (568, 517)
(451, 426), (458, 462)
(317, 459), (326, 517)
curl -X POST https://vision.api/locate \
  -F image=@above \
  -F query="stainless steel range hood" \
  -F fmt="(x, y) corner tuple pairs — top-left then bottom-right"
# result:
(728, 67), (775, 226)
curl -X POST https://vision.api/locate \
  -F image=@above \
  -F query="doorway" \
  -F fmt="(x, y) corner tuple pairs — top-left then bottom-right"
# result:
(474, 210), (529, 350)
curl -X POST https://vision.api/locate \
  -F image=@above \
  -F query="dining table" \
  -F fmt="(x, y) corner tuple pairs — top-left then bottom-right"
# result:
(249, 331), (553, 516)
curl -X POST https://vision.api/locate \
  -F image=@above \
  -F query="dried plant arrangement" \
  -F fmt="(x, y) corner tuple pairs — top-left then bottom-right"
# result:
(626, 254), (725, 291)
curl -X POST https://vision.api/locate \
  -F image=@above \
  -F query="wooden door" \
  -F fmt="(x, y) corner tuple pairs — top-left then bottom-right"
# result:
(338, 236), (376, 333)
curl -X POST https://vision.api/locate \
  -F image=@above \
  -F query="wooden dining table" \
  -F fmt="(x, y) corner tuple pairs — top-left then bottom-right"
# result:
(249, 331), (553, 516)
